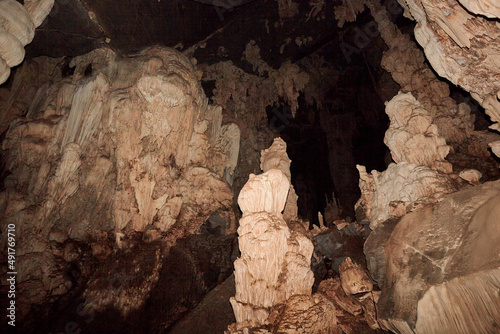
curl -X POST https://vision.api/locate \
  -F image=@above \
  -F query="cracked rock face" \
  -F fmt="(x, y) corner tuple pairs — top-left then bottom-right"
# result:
(0, 46), (238, 319)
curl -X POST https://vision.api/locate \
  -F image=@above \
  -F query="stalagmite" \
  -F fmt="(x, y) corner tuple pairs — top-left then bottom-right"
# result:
(227, 137), (348, 333)
(260, 137), (299, 222)
(384, 92), (451, 173)
(230, 173), (316, 328)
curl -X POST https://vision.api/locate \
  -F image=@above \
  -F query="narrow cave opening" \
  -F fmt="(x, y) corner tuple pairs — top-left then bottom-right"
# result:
(266, 81), (390, 225)
(266, 98), (335, 227)
(265, 15), (394, 225)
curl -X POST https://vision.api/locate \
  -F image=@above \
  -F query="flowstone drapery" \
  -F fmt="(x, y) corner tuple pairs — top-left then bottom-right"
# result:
(0, 46), (240, 319)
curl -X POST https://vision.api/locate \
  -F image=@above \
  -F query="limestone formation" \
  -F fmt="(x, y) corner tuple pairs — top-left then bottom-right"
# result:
(317, 277), (380, 332)
(268, 294), (340, 334)
(338, 257), (373, 296)
(260, 137), (299, 222)
(489, 141), (500, 159)
(355, 87), (460, 229)
(397, 0), (500, 132)
(366, 180), (500, 334)
(458, 169), (482, 184)
(230, 138), (315, 331)
(207, 122), (241, 186)
(363, 0), (476, 147)
(0, 0), (54, 84)
(355, 162), (456, 229)
(260, 137), (291, 179)
(230, 191), (315, 329)
(0, 47), (237, 318)
(384, 92), (451, 174)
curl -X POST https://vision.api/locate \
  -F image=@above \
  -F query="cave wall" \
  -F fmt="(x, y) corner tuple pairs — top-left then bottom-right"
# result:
(0, 46), (240, 328)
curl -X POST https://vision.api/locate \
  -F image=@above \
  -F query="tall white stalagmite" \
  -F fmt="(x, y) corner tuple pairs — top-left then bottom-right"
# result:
(230, 137), (314, 330)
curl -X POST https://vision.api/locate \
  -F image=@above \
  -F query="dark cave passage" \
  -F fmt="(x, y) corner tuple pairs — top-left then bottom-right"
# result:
(266, 87), (390, 225)
(266, 20), (395, 224)
(266, 100), (335, 226)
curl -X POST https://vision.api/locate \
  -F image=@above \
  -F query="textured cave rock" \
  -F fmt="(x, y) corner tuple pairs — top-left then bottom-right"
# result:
(200, 42), (310, 209)
(260, 137), (299, 222)
(267, 294), (341, 334)
(384, 92), (451, 173)
(0, 46), (240, 325)
(365, 180), (500, 334)
(356, 161), (458, 229)
(317, 277), (383, 333)
(0, 0), (54, 84)
(229, 138), (315, 331)
(338, 257), (373, 296)
(228, 136), (382, 333)
(335, 1), (500, 332)
(365, 0), (476, 149)
(355, 90), (459, 228)
(1, 0), (500, 333)
(398, 0), (500, 132)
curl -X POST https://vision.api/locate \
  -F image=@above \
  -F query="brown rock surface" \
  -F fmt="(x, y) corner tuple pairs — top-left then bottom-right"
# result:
(366, 180), (500, 333)
(0, 46), (237, 321)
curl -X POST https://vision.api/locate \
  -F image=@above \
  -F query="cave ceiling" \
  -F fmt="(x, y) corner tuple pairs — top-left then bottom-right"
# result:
(24, 0), (386, 69)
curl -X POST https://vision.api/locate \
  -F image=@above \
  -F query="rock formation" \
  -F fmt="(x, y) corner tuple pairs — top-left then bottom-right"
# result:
(384, 92), (451, 173)
(1, 0), (500, 332)
(338, 257), (373, 296)
(268, 294), (340, 334)
(317, 271), (380, 332)
(366, 180), (500, 334)
(339, 1), (500, 332)
(490, 141), (500, 158)
(355, 97), (458, 228)
(367, 0), (476, 148)
(397, 0), (500, 132)
(260, 137), (299, 222)
(0, 0), (54, 84)
(229, 138), (315, 331)
(0, 46), (239, 319)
